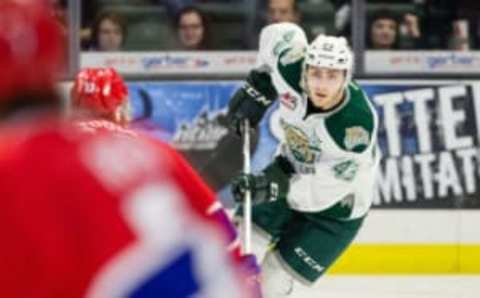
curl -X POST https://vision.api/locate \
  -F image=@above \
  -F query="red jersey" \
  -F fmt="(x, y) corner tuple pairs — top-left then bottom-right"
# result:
(75, 118), (241, 255)
(0, 117), (250, 298)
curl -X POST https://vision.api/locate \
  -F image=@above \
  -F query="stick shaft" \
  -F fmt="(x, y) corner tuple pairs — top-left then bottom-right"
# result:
(242, 119), (252, 254)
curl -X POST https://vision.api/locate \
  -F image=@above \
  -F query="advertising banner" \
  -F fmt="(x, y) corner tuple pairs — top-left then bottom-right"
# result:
(127, 80), (480, 209)
(366, 51), (480, 74)
(81, 52), (257, 76)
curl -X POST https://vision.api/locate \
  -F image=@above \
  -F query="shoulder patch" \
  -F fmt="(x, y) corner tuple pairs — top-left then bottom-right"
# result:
(344, 126), (370, 151)
(325, 85), (376, 153)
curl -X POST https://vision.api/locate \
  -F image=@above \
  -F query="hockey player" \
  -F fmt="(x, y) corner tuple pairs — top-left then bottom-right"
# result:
(228, 23), (379, 297)
(71, 67), (136, 136)
(71, 66), (243, 258)
(0, 2), (256, 297)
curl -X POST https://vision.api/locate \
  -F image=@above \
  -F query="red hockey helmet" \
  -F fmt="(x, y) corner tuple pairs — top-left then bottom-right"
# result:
(71, 67), (128, 115)
(0, 1), (65, 100)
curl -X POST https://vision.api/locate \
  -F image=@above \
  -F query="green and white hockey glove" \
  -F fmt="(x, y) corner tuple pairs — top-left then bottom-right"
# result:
(227, 70), (278, 136)
(231, 156), (295, 204)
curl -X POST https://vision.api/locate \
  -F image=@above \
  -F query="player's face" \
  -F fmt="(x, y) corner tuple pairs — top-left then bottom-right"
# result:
(178, 12), (204, 49)
(305, 66), (345, 109)
(97, 19), (123, 51)
(370, 18), (397, 49)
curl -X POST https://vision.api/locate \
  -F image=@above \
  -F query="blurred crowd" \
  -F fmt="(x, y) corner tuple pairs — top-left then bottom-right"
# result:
(51, 0), (480, 51)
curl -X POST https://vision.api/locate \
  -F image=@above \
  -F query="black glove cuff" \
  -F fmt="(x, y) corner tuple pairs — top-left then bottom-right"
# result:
(253, 174), (270, 202)
(259, 156), (295, 201)
(246, 70), (278, 102)
(273, 155), (296, 177)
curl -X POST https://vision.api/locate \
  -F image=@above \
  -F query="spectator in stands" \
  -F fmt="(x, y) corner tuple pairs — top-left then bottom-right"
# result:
(90, 11), (127, 51)
(246, 0), (302, 49)
(266, 0), (300, 24)
(332, 1), (423, 49)
(368, 8), (400, 49)
(451, 1), (480, 50)
(367, 8), (423, 50)
(50, 0), (98, 49)
(420, 0), (480, 50)
(174, 6), (212, 50)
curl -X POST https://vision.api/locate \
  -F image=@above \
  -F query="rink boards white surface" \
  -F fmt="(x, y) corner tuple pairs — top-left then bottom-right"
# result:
(304, 275), (480, 298)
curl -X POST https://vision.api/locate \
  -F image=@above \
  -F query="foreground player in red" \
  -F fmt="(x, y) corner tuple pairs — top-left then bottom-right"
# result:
(70, 67), (244, 256)
(0, 2), (257, 297)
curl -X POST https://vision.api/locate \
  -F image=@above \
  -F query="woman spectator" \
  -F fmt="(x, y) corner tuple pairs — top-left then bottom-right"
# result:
(367, 8), (400, 49)
(90, 11), (127, 51)
(174, 6), (212, 50)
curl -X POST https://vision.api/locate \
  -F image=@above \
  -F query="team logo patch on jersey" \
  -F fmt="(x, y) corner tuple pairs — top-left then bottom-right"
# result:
(281, 119), (321, 165)
(280, 92), (298, 110)
(344, 126), (370, 151)
(332, 160), (359, 181)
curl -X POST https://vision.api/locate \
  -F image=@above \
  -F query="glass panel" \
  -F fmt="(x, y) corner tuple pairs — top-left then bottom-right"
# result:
(363, 1), (480, 75)
(364, 0), (480, 51)
(80, 0), (342, 51)
(82, 0), (253, 51)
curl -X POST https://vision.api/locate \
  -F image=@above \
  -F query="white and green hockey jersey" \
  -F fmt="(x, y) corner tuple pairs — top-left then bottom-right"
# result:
(257, 23), (379, 219)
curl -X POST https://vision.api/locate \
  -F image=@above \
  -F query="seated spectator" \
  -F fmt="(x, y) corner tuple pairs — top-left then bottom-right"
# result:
(49, 0), (98, 49)
(448, 1), (480, 50)
(246, 0), (302, 49)
(399, 11), (423, 48)
(174, 6), (212, 50)
(89, 11), (126, 51)
(332, 1), (423, 49)
(267, 0), (300, 24)
(367, 8), (400, 49)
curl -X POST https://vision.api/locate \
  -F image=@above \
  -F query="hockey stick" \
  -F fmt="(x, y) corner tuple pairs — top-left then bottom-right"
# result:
(242, 119), (252, 254)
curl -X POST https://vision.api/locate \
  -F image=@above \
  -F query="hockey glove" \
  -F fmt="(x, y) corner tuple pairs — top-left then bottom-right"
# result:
(227, 70), (278, 136)
(231, 156), (295, 204)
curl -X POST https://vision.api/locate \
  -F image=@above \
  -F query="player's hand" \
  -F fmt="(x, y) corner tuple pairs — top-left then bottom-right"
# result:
(227, 70), (277, 136)
(231, 173), (272, 204)
(232, 156), (294, 205)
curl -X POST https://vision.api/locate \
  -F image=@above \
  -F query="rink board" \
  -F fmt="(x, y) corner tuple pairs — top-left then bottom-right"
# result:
(60, 79), (480, 274)
(329, 210), (480, 274)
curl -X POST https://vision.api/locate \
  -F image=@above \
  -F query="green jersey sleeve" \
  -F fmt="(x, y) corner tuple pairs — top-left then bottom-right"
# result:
(325, 83), (376, 153)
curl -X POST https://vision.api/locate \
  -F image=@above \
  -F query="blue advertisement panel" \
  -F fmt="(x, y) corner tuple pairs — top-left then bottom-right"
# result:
(128, 81), (480, 209)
